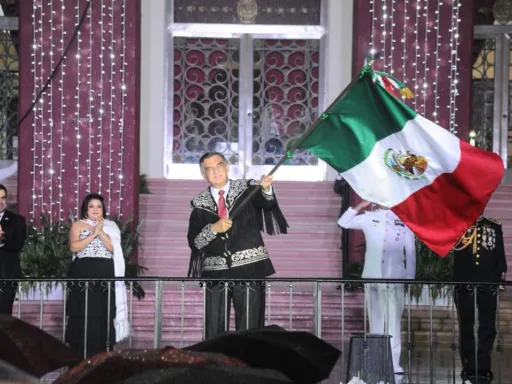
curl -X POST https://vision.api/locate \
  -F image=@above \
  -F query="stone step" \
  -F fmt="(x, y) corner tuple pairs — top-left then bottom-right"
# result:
(406, 330), (512, 346)
(141, 217), (340, 230)
(141, 204), (341, 213)
(145, 180), (337, 194)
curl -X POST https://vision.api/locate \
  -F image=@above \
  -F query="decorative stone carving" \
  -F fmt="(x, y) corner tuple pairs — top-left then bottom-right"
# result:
(493, 0), (512, 25)
(237, 0), (258, 24)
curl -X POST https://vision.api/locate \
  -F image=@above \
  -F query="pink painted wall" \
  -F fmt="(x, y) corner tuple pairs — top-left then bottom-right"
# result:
(18, 0), (141, 222)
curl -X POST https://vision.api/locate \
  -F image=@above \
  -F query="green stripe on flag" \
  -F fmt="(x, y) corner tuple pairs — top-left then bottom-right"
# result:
(294, 71), (417, 172)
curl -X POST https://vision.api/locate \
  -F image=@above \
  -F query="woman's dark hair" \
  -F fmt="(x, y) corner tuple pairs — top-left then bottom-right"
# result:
(80, 193), (107, 219)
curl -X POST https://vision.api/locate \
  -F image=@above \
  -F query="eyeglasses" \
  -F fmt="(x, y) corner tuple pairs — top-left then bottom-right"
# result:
(203, 162), (226, 174)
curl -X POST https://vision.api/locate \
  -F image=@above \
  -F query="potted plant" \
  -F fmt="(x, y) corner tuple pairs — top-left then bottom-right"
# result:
(341, 239), (454, 305)
(19, 213), (71, 300)
(19, 212), (147, 300)
(139, 174), (151, 194)
(341, 260), (365, 292)
(408, 238), (454, 306)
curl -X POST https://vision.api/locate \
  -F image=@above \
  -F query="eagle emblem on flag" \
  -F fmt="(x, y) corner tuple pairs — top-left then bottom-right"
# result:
(384, 148), (428, 180)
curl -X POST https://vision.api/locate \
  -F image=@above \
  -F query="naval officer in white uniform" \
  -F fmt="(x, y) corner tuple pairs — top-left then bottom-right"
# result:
(338, 199), (416, 374)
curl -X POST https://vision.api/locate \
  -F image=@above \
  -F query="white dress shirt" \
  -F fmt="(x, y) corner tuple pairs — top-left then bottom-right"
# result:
(338, 208), (416, 279)
(210, 180), (231, 208)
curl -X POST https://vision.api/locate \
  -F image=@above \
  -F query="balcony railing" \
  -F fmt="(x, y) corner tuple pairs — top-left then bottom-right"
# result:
(1, 277), (509, 384)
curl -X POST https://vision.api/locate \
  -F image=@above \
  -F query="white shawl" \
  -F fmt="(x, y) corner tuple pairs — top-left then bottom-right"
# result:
(84, 219), (130, 342)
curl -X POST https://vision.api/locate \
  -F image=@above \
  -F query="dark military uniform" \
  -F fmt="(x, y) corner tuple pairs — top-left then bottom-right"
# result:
(453, 216), (507, 382)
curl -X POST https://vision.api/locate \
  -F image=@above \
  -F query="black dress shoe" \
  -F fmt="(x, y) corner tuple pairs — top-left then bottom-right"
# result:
(462, 371), (494, 384)
(477, 370), (494, 382)
(461, 370), (475, 380)
(481, 370), (494, 379)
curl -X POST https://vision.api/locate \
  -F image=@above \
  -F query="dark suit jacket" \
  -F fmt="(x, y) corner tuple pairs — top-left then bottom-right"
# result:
(187, 179), (288, 279)
(0, 210), (27, 279)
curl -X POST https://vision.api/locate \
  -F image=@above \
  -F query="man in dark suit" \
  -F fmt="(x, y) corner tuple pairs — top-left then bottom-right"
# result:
(453, 216), (507, 383)
(0, 184), (27, 315)
(187, 152), (288, 339)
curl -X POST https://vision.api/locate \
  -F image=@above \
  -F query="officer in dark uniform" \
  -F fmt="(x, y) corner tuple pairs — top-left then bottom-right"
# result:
(453, 216), (507, 383)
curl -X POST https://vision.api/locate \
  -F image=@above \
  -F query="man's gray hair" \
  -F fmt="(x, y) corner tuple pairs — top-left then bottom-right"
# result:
(199, 152), (228, 172)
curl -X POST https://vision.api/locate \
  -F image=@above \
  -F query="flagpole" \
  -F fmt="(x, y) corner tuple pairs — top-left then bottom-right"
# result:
(228, 70), (365, 221)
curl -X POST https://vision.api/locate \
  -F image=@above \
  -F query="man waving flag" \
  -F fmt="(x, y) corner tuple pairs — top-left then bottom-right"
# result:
(291, 66), (504, 256)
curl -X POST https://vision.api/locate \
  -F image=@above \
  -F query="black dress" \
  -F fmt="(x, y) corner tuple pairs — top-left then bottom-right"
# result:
(65, 229), (116, 359)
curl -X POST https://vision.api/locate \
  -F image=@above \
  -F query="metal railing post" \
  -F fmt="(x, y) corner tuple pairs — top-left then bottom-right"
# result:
(313, 281), (322, 338)
(153, 280), (163, 349)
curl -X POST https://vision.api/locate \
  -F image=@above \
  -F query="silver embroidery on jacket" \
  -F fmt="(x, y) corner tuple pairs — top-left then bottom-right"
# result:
(202, 246), (269, 271)
(191, 179), (250, 214)
(203, 256), (228, 270)
(194, 223), (217, 250)
(226, 179), (248, 208)
(192, 189), (216, 213)
(231, 246), (269, 267)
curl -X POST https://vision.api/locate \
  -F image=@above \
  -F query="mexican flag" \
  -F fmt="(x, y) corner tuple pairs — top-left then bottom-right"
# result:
(294, 69), (504, 256)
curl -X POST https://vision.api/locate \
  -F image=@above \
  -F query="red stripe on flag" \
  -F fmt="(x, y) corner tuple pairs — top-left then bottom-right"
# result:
(392, 140), (504, 257)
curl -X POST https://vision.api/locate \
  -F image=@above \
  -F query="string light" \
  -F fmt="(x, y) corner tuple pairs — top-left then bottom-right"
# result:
(118, 0), (127, 217)
(421, 0), (429, 115)
(29, 1), (38, 223)
(58, 0), (65, 219)
(75, 0), (81, 217)
(98, 0), (104, 194)
(401, 0), (407, 87)
(108, 0), (114, 207)
(48, 0), (54, 217)
(413, 0), (420, 110)
(28, 0), (131, 222)
(469, 130), (476, 146)
(370, 0), (375, 52)
(380, 2), (386, 71)
(449, 2), (462, 134)
(372, 0), (461, 132)
(389, 0), (395, 74)
(87, 0), (93, 197)
(39, 1), (45, 214)
(57, 0), (64, 219)
(433, 0), (441, 123)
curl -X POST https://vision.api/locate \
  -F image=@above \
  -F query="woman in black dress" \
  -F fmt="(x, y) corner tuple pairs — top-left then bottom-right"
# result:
(65, 193), (129, 358)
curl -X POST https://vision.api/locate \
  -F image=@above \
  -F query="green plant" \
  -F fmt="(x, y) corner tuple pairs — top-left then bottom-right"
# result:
(340, 240), (454, 303)
(19, 212), (147, 299)
(341, 260), (364, 291)
(19, 213), (72, 292)
(408, 238), (454, 304)
(139, 174), (151, 194)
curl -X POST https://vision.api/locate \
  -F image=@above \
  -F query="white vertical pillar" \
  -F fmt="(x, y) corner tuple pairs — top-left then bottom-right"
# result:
(140, 0), (165, 178)
(324, 0), (353, 181)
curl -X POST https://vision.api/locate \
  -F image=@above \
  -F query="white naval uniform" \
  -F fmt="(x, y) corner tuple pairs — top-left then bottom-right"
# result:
(338, 207), (416, 372)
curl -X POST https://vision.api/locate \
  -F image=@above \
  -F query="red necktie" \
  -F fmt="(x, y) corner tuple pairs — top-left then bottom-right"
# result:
(218, 190), (228, 218)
